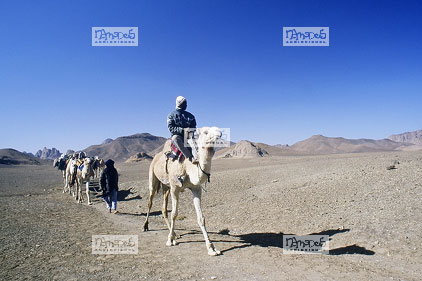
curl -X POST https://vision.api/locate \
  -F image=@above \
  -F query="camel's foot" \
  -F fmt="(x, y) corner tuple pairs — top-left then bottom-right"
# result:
(166, 240), (178, 247)
(143, 222), (149, 232)
(208, 249), (221, 256)
(87, 202), (92, 205)
(207, 243), (221, 256)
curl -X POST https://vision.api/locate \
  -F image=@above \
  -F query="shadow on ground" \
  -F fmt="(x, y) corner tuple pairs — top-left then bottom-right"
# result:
(216, 228), (374, 255)
(117, 188), (141, 202)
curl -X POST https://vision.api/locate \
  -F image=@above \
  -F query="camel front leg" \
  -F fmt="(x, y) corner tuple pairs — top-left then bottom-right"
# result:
(166, 189), (180, 247)
(62, 170), (66, 186)
(86, 181), (92, 205)
(77, 180), (82, 203)
(191, 187), (220, 256)
(63, 174), (68, 193)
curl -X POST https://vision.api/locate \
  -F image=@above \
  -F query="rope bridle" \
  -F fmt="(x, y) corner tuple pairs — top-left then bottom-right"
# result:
(197, 162), (211, 183)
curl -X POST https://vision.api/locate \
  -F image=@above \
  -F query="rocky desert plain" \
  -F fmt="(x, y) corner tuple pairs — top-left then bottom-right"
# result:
(1, 130), (422, 280)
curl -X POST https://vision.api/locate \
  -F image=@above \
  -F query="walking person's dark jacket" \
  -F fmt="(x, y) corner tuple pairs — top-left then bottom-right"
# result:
(100, 159), (118, 196)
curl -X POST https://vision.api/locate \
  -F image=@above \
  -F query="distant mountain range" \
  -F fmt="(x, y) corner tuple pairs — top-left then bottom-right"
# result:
(83, 133), (167, 162)
(2, 129), (421, 164)
(0, 149), (42, 165)
(388, 130), (422, 146)
(216, 130), (421, 158)
(288, 135), (413, 155)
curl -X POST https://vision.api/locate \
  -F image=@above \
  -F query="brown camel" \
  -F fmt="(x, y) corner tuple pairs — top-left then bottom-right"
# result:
(143, 126), (222, 255)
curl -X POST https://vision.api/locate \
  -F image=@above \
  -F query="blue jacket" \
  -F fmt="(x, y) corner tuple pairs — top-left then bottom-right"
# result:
(167, 109), (197, 137)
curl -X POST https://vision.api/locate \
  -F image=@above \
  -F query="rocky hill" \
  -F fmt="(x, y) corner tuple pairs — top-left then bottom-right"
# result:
(388, 130), (422, 146)
(35, 147), (61, 160)
(125, 152), (153, 163)
(83, 133), (167, 162)
(290, 135), (412, 154)
(0, 149), (41, 165)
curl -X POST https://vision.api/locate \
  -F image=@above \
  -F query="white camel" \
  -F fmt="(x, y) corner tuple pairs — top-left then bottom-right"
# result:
(54, 154), (69, 185)
(64, 157), (78, 195)
(95, 158), (105, 178)
(143, 126), (222, 256)
(75, 157), (94, 205)
(92, 156), (100, 178)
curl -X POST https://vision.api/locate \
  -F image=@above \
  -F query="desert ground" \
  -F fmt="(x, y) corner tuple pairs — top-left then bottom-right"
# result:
(1, 151), (421, 280)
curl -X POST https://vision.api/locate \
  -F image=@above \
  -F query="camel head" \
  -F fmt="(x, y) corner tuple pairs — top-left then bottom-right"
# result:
(83, 157), (92, 166)
(196, 127), (222, 150)
(81, 157), (93, 178)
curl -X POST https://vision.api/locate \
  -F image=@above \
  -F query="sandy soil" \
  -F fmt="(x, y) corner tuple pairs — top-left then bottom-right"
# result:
(1, 151), (422, 280)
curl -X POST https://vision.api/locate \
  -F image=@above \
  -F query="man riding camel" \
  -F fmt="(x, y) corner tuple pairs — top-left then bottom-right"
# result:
(167, 96), (198, 164)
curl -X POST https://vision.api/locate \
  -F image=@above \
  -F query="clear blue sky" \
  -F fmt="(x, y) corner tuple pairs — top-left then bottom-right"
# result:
(0, 0), (421, 153)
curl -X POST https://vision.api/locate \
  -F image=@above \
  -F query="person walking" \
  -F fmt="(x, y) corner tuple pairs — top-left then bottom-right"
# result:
(100, 159), (119, 214)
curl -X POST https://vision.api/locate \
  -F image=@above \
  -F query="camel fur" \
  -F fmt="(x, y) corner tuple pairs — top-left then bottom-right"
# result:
(143, 126), (222, 256)
(64, 157), (78, 196)
(75, 157), (94, 205)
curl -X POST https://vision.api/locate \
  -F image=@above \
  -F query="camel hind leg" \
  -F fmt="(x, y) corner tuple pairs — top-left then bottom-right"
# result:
(143, 173), (160, 232)
(86, 181), (92, 205)
(162, 186), (171, 230)
(166, 188), (180, 247)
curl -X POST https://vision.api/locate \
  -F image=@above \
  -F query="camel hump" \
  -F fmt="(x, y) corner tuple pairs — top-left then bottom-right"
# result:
(162, 139), (172, 152)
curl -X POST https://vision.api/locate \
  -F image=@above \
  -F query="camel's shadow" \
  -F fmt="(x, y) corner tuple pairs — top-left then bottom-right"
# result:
(180, 228), (375, 256)
(220, 228), (374, 255)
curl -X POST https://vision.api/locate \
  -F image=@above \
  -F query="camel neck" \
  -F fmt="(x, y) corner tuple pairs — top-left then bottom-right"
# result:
(198, 147), (214, 172)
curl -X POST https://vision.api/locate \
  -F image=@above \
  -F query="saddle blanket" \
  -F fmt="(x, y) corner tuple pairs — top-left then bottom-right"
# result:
(165, 141), (185, 162)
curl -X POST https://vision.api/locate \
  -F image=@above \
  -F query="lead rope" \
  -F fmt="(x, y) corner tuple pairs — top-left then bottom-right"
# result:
(197, 162), (210, 192)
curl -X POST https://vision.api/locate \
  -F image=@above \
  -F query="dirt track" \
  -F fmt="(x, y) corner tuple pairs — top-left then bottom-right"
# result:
(1, 151), (422, 280)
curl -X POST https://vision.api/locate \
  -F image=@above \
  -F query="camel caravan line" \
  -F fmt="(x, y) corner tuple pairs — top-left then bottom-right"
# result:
(53, 127), (224, 255)
(53, 153), (105, 204)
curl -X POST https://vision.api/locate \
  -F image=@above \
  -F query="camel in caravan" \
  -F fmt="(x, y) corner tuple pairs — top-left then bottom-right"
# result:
(92, 157), (100, 178)
(92, 157), (105, 178)
(75, 157), (94, 205)
(54, 154), (69, 185)
(143, 126), (222, 256)
(64, 157), (78, 195)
